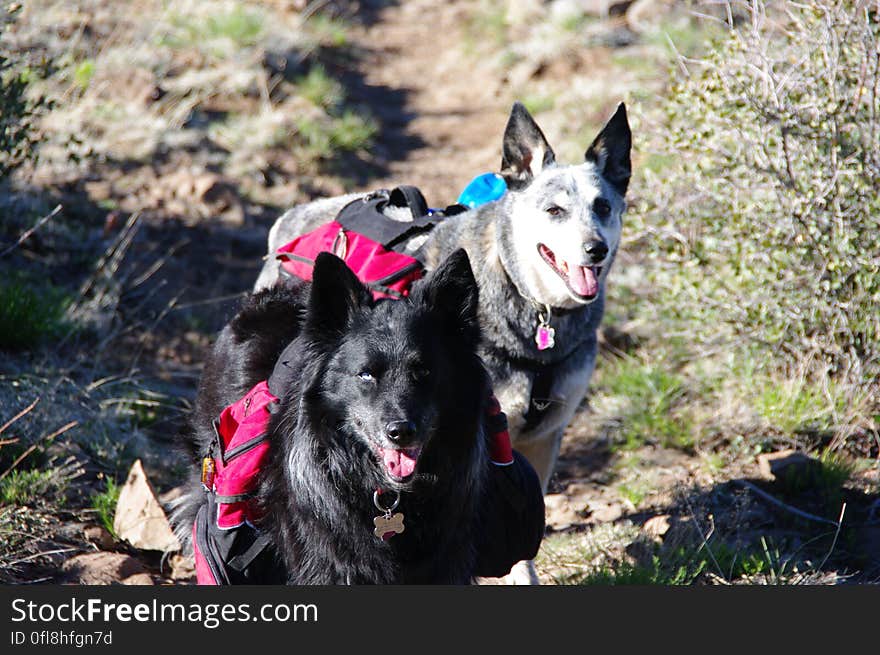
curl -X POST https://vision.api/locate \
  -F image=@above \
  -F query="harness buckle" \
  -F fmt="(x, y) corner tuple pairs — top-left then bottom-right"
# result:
(332, 228), (348, 259)
(201, 457), (215, 490)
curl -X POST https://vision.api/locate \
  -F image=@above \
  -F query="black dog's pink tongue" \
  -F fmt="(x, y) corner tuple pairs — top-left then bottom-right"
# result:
(381, 447), (420, 479)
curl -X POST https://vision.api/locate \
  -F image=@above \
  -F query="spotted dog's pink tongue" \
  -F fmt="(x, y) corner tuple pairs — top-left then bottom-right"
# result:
(567, 263), (598, 297)
(381, 447), (420, 479)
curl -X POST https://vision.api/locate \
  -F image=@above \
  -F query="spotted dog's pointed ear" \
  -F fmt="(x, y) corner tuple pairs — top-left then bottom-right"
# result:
(500, 102), (556, 190)
(585, 103), (632, 196)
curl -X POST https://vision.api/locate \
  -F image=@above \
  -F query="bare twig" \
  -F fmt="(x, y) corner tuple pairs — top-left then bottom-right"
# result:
(0, 421), (78, 481)
(4, 547), (79, 567)
(733, 479), (840, 526)
(664, 31), (691, 79)
(68, 211), (141, 315)
(126, 290), (184, 376)
(0, 205), (62, 258)
(301, 0), (333, 23)
(127, 237), (188, 289)
(685, 501), (727, 582)
(811, 503), (847, 578)
(172, 291), (248, 311)
(0, 398), (40, 436)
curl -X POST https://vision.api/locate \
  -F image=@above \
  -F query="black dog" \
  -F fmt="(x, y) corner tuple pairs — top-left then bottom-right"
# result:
(176, 250), (543, 584)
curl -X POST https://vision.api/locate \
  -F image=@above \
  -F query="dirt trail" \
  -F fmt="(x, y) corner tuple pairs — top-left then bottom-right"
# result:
(341, 0), (509, 204)
(11, 0), (876, 587)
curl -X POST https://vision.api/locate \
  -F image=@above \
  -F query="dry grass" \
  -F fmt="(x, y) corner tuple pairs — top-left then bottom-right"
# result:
(1, 0), (878, 585)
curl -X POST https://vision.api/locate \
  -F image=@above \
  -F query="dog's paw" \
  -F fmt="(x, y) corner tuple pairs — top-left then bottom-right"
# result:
(474, 560), (540, 585)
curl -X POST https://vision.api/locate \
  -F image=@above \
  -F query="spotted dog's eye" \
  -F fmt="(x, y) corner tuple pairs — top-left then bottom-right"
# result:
(545, 205), (565, 217)
(593, 198), (611, 218)
(411, 366), (430, 381)
(357, 370), (375, 382)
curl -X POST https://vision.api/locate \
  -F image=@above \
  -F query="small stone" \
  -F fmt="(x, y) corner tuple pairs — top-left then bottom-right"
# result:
(643, 514), (671, 540)
(61, 552), (148, 585)
(586, 499), (624, 523)
(757, 450), (820, 482)
(169, 553), (196, 582)
(626, 0), (676, 33)
(121, 573), (154, 586)
(83, 525), (115, 550)
(543, 493), (567, 510)
(544, 494), (585, 531)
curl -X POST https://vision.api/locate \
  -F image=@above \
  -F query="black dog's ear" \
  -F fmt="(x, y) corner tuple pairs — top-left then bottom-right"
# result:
(500, 102), (556, 191)
(420, 249), (480, 346)
(304, 252), (373, 339)
(585, 102), (632, 196)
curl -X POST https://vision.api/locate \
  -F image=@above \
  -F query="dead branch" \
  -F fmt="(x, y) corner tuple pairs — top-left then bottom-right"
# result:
(0, 421), (78, 481)
(0, 205), (62, 259)
(0, 398), (40, 436)
(733, 479), (840, 526)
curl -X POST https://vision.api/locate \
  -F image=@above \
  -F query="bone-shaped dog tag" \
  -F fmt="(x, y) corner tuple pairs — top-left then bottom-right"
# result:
(373, 512), (405, 541)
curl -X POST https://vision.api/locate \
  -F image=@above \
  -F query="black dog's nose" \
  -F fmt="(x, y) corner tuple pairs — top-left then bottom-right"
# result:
(385, 420), (416, 443)
(584, 240), (608, 263)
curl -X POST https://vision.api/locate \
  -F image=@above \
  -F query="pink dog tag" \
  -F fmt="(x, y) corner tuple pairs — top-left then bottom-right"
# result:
(535, 324), (555, 350)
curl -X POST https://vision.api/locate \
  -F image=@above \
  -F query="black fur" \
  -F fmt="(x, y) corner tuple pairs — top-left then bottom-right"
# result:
(178, 249), (492, 584)
(181, 284), (307, 461)
(585, 103), (632, 195)
(500, 101), (557, 190)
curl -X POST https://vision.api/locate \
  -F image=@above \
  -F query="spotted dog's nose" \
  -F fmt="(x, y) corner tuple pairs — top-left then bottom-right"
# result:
(584, 240), (608, 264)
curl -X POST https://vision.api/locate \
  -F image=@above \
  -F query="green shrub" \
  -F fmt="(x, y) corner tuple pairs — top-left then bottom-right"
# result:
(295, 65), (344, 109)
(639, 1), (880, 434)
(0, 275), (70, 350)
(294, 109), (376, 159)
(0, 469), (56, 505)
(601, 357), (692, 450)
(304, 13), (350, 48)
(91, 477), (119, 538)
(577, 553), (706, 586)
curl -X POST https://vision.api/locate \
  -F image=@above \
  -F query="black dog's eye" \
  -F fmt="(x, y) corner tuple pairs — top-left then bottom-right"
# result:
(593, 198), (611, 218)
(357, 370), (375, 382)
(411, 367), (430, 381)
(545, 205), (565, 217)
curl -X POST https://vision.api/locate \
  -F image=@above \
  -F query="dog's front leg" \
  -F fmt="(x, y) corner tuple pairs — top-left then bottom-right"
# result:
(513, 427), (565, 494)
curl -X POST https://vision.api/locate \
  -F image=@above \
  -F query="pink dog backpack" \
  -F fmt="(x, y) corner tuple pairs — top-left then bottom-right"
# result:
(274, 186), (466, 300)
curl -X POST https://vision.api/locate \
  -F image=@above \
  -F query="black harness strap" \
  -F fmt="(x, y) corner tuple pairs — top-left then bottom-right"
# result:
(523, 367), (556, 431)
(388, 185), (428, 219)
(335, 186), (441, 251)
(484, 338), (588, 432)
(226, 533), (274, 573)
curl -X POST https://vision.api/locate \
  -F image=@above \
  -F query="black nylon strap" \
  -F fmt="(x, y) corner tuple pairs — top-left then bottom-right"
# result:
(389, 185), (428, 219)
(523, 367), (555, 431)
(226, 532), (273, 572)
(335, 187), (440, 250)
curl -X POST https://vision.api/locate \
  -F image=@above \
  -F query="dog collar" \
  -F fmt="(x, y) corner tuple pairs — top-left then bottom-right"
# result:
(528, 298), (588, 351)
(373, 488), (405, 541)
(534, 304), (555, 351)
